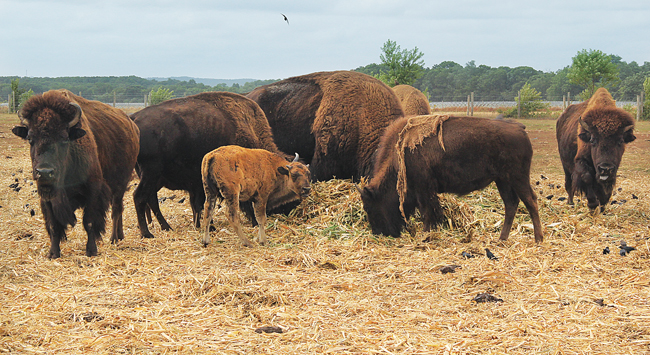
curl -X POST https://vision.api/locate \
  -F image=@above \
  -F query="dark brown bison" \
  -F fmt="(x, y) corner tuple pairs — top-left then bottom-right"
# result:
(392, 85), (431, 116)
(246, 70), (404, 181)
(12, 89), (140, 258)
(201, 145), (311, 247)
(556, 88), (636, 210)
(359, 114), (543, 243)
(131, 91), (283, 239)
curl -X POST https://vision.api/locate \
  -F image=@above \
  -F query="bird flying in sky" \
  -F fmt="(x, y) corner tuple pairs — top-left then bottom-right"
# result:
(281, 13), (289, 25)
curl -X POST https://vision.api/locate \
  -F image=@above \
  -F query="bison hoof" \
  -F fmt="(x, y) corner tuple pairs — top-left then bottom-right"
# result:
(161, 224), (172, 231)
(47, 251), (61, 259)
(142, 232), (155, 239)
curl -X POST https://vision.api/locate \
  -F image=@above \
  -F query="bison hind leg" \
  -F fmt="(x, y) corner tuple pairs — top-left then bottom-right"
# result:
(495, 181), (520, 242)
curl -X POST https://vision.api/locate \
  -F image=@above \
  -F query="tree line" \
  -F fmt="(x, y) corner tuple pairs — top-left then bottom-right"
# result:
(0, 76), (279, 104)
(355, 57), (650, 102)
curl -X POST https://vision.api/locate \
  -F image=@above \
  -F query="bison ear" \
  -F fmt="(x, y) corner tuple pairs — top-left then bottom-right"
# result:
(623, 125), (636, 143)
(578, 131), (591, 143)
(277, 166), (289, 176)
(12, 126), (28, 139)
(68, 127), (87, 141)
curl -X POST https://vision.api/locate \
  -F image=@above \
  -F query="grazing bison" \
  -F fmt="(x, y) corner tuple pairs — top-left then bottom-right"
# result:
(131, 92), (283, 239)
(556, 88), (636, 210)
(246, 70), (404, 181)
(359, 114), (543, 243)
(200, 145), (311, 247)
(12, 89), (139, 258)
(392, 85), (431, 116)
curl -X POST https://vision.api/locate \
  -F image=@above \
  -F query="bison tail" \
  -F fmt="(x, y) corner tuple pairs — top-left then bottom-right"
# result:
(202, 156), (223, 201)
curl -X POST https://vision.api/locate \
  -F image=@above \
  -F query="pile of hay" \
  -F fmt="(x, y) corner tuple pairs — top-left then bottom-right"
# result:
(1, 119), (649, 353)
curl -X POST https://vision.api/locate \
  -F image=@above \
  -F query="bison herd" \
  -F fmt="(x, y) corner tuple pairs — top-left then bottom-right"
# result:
(11, 72), (636, 258)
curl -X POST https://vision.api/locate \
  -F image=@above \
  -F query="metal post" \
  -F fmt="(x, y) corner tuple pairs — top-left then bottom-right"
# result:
(637, 95), (641, 121)
(466, 95), (470, 116)
(517, 90), (521, 119)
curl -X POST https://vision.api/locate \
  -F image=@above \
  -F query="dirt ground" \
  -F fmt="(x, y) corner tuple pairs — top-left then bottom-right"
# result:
(0, 112), (649, 354)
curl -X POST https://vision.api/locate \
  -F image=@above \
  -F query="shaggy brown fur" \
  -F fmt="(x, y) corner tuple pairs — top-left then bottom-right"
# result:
(201, 146), (311, 247)
(13, 89), (140, 258)
(556, 88), (636, 210)
(360, 115), (542, 243)
(247, 71), (405, 181)
(131, 92), (284, 239)
(395, 115), (450, 217)
(392, 85), (431, 116)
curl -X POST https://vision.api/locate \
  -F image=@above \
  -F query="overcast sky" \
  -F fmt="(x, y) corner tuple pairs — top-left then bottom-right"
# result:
(1, 0), (649, 80)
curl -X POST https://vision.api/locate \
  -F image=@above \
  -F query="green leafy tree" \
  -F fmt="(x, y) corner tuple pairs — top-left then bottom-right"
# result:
(567, 49), (620, 100)
(10, 78), (27, 113)
(149, 86), (174, 105)
(377, 39), (425, 86)
(501, 83), (549, 118)
(19, 89), (34, 108)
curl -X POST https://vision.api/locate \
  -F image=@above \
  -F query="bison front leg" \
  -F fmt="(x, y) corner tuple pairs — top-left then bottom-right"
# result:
(110, 186), (127, 243)
(42, 201), (66, 259)
(562, 167), (575, 205)
(417, 193), (445, 232)
(252, 200), (268, 245)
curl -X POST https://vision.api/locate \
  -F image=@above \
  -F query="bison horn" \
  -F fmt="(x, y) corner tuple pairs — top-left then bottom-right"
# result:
(69, 102), (82, 127)
(623, 124), (634, 133)
(17, 109), (27, 125)
(578, 117), (591, 132)
(354, 184), (363, 195)
(293, 153), (299, 162)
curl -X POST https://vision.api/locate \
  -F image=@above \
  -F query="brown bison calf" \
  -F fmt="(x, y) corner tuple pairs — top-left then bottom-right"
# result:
(201, 146), (311, 247)
(360, 115), (543, 243)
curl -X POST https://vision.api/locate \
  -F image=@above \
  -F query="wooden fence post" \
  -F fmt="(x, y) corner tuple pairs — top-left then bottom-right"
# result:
(113, 91), (116, 107)
(640, 91), (645, 120)
(470, 92), (474, 116)
(567, 92), (571, 105)
(144, 94), (148, 107)
(8, 94), (11, 114)
(563, 95), (566, 110)
(637, 95), (641, 121)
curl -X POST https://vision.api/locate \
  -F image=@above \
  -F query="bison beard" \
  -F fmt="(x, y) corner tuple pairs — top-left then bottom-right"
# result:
(12, 89), (139, 258)
(556, 88), (635, 210)
(360, 115), (543, 243)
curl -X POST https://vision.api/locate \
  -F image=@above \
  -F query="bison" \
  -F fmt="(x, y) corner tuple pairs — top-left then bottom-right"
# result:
(200, 145), (311, 247)
(246, 70), (404, 181)
(131, 92), (285, 239)
(556, 88), (636, 210)
(12, 89), (139, 258)
(392, 85), (431, 116)
(359, 114), (543, 243)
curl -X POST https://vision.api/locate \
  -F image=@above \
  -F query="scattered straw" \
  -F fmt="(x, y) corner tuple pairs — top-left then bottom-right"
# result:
(0, 117), (649, 354)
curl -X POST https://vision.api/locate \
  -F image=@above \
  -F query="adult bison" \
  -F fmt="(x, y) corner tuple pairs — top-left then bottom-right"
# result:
(12, 89), (140, 258)
(201, 146), (311, 247)
(359, 114), (543, 243)
(246, 70), (404, 181)
(556, 88), (636, 210)
(131, 91), (283, 239)
(392, 85), (431, 116)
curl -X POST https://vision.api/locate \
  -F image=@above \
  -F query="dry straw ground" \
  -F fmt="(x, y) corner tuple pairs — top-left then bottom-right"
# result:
(0, 111), (649, 354)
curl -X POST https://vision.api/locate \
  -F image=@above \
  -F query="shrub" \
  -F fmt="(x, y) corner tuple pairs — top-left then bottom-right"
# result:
(149, 87), (174, 106)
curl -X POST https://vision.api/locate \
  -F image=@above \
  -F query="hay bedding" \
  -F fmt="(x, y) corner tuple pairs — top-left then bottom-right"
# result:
(1, 119), (650, 354)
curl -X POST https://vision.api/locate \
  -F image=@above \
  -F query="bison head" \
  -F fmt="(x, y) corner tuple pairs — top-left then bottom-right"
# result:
(12, 98), (87, 200)
(277, 153), (312, 199)
(577, 108), (635, 205)
(359, 185), (403, 238)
